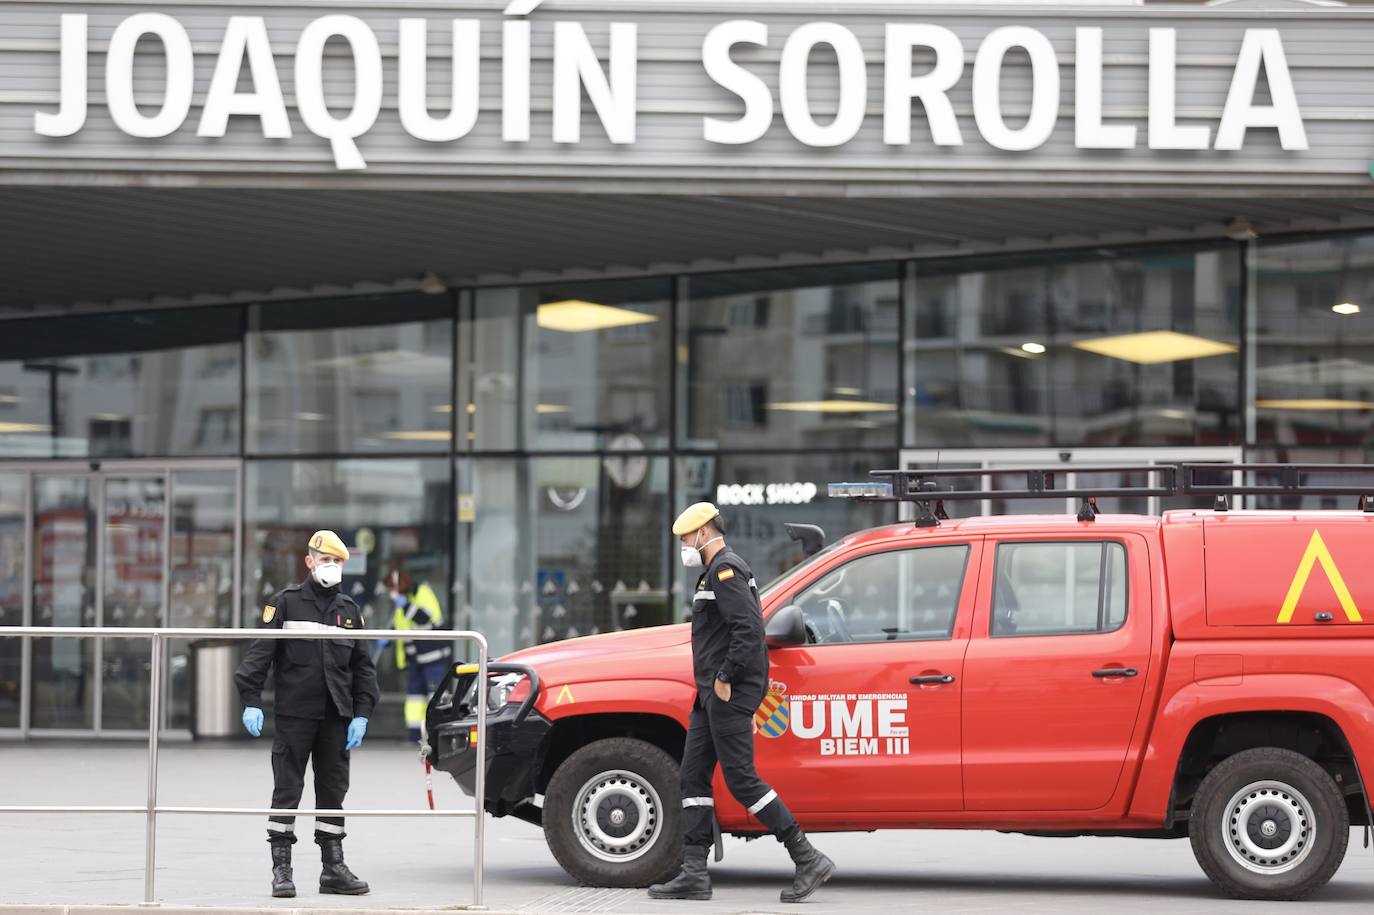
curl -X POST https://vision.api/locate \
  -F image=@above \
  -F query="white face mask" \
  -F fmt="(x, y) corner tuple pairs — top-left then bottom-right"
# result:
(313, 560), (343, 589)
(680, 531), (722, 569)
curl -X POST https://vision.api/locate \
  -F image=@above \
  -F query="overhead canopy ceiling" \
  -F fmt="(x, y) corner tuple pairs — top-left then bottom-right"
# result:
(5, 187), (1374, 317)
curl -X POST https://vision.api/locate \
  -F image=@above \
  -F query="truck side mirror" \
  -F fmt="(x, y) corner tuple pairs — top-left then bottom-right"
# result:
(784, 523), (826, 557)
(765, 604), (807, 649)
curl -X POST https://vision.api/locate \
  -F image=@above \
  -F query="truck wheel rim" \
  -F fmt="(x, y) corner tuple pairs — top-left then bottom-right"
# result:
(1222, 780), (1316, 876)
(572, 769), (662, 864)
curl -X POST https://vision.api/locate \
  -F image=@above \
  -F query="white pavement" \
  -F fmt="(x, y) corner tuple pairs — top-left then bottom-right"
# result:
(3, 742), (1374, 914)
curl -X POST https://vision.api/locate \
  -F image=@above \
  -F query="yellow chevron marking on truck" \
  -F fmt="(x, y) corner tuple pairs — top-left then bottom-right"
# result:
(1277, 530), (1362, 624)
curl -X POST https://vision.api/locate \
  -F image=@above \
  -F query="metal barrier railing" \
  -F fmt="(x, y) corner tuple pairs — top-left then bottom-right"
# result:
(0, 626), (489, 909)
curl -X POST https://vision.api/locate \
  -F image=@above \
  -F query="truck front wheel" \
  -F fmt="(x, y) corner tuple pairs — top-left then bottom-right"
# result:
(1189, 746), (1349, 899)
(543, 737), (683, 887)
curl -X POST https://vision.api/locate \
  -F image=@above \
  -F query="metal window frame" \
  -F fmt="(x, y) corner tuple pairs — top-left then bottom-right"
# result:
(3, 460), (241, 739)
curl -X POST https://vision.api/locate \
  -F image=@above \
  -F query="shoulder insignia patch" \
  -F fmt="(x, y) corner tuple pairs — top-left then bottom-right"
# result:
(262, 605), (276, 623)
(717, 567), (736, 582)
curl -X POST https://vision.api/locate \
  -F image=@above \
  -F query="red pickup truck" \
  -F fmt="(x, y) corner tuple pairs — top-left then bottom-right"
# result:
(428, 464), (1374, 901)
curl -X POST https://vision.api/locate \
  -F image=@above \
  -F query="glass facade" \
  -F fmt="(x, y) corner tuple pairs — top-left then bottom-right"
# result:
(0, 308), (241, 459)
(907, 245), (1242, 448)
(464, 279), (673, 452)
(0, 473), (22, 728)
(683, 265), (900, 451)
(247, 295), (452, 454)
(1255, 235), (1374, 449)
(1, 229), (1372, 735)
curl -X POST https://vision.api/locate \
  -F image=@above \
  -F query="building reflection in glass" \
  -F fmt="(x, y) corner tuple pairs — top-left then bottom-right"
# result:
(1256, 235), (1374, 447)
(907, 244), (1242, 448)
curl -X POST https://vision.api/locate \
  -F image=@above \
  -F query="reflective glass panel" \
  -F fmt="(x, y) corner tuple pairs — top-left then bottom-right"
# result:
(674, 452), (897, 621)
(0, 308), (241, 458)
(907, 245), (1241, 448)
(1255, 234), (1374, 447)
(30, 476), (96, 729)
(457, 456), (671, 658)
(247, 294), (453, 454)
(0, 474), (22, 728)
(681, 265), (900, 450)
(101, 476), (164, 730)
(465, 278), (671, 451)
(169, 470), (237, 732)
(245, 459), (451, 739)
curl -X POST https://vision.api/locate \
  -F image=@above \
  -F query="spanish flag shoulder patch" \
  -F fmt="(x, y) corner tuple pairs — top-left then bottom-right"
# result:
(717, 567), (736, 582)
(262, 605), (276, 623)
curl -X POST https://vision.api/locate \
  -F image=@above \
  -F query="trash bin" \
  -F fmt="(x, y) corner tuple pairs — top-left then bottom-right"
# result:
(190, 641), (237, 738)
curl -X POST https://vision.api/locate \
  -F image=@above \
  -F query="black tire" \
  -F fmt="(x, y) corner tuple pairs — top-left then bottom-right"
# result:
(1189, 746), (1348, 900)
(543, 737), (683, 887)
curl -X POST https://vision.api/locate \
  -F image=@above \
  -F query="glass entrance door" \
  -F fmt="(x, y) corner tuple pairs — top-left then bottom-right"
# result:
(16, 461), (239, 737)
(101, 476), (165, 732)
(30, 475), (97, 731)
(898, 447), (1244, 518)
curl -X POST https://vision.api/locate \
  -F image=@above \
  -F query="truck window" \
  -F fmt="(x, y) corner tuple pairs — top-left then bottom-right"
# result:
(991, 541), (1127, 637)
(791, 545), (970, 645)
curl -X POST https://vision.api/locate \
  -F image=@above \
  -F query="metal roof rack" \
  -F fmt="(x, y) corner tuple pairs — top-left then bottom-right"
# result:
(1179, 463), (1374, 512)
(828, 463), (1374, 526)
(830, 465), (1178, 527)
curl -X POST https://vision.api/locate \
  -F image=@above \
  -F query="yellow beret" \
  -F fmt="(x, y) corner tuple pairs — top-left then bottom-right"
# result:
(307, 530), (350, 561)
(672, 502), (720, 536)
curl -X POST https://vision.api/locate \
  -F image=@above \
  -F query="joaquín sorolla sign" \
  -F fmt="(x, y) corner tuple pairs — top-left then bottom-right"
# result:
(36, 1), (1309, 171)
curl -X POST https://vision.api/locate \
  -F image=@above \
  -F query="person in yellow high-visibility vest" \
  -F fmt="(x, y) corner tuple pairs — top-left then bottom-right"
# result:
(387, 569), (452, 742)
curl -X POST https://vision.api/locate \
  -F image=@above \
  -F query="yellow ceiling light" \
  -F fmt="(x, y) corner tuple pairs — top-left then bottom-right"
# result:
(1072, 331), (1237, 365)
(1020, 342), (1046, 355)
(1256, 399), (1374, 411)
(537, 300), (658, 333)
(536, 404), (571, 414)
(0, 422), (50, 433)
(766, 400), (897, 413)
(433, 404), (452, 414)
(382, 430), (453, 441)
(1332, 302), (1361, 316)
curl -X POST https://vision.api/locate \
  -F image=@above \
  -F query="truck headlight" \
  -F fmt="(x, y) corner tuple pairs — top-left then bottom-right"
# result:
(487, 673), (525, 711)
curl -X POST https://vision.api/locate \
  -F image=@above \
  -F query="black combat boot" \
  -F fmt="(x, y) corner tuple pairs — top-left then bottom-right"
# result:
(269, 843), (295, 898)
(317, 836), (370, 895)
(648, 845), (712, 901)
(780, 830), (834, 903)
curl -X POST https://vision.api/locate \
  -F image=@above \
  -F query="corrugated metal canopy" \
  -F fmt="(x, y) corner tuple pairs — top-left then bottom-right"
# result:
(4, 187), (1374, 316)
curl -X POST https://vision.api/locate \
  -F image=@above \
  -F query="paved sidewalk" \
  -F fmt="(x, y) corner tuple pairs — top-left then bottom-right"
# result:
(3, 743), (1374, 913)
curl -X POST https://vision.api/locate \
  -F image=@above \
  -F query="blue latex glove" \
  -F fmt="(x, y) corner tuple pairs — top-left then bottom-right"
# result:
(346, 716), (368, 750)
(393, 593), (408, 609)
(242, 706), (264, 737)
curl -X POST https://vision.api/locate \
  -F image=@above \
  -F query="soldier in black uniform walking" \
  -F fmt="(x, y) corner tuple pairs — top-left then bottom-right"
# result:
(235, 530), (380, 898)
(649, 502), (835, 904)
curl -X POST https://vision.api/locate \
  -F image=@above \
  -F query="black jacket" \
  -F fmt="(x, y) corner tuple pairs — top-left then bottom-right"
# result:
(690, 548), (768, 707)
(234, 577), (380, 720)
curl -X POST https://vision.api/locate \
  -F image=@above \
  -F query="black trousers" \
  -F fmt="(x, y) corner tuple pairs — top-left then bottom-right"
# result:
(680, 689), (797, 849)
(267, 711), (350, 845)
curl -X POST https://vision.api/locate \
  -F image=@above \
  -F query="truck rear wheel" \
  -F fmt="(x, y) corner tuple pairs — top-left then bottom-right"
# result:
(543, 737), (683, 887)
(1189, 746), (1348, 900)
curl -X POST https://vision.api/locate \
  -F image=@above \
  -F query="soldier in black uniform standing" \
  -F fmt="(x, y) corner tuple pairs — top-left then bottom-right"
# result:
(649, 502), (835, 904)
(234, 530), (380, 898)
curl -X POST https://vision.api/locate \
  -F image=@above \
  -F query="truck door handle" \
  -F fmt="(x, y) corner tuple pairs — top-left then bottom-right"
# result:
(910, 674), (956, 685)
(1092, 667), (1138, 678)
